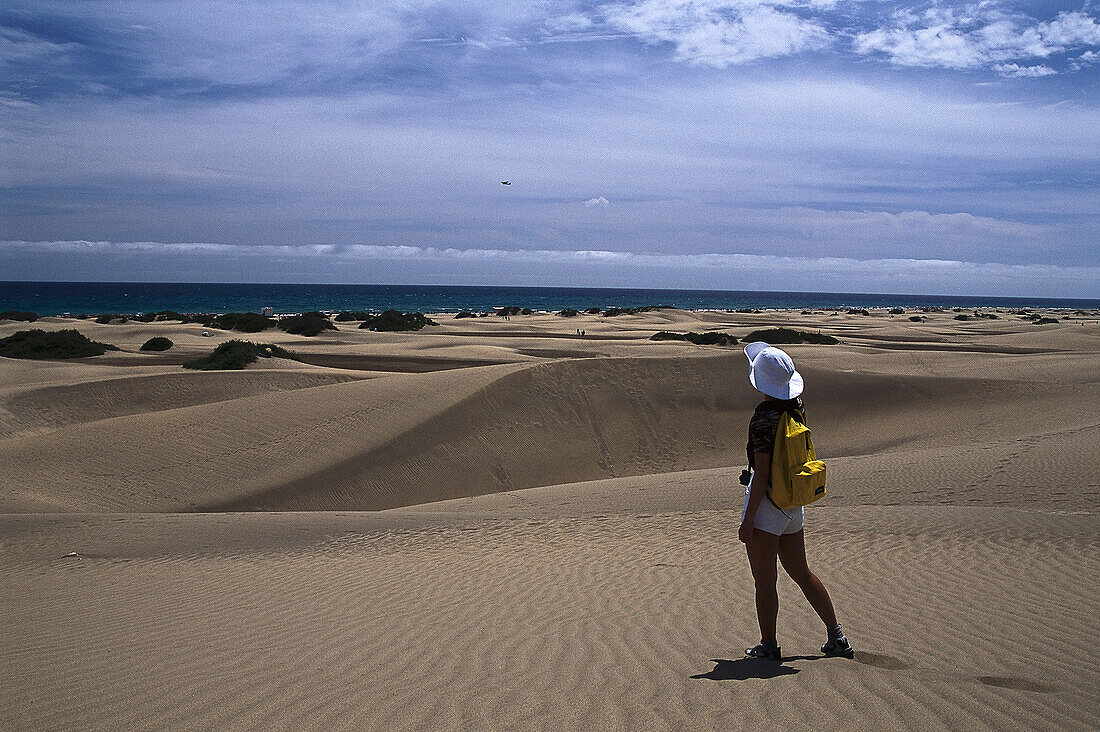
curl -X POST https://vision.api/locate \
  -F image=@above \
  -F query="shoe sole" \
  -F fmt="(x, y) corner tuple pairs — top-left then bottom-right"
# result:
(823, 649), (854, 659)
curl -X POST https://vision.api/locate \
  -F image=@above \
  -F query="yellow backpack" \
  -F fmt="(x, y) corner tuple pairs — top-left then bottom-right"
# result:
(768, 411), (827, 510)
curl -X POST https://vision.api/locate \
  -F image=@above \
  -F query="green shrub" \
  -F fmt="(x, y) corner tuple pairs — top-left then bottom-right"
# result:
(584, 307), (601, 314)
(0, 329), (120, 359)
(358, 309), (436, 332)
(742, 327), (838, 345)
(890, 308), (905, 315)
(155, 310), (185, 321)
(213, 312), (274, 332)
(558, 309), (580, 317)
(140, 336), (174, 351)
(133, 312), (156, 322)
(605, 305), (668, 317)
(909, 316), (923, 322)
(651, 331), (738, 346)
(334, 311), (370, 322)
(95, 314), (127, 324)
(0, 311), (38, 322)
(847, 308), (870, 316)
(954, 314), (971, 321)
(454, 311), (478, 319)
(183, 340), (297, 370)
(278, 313), (336, 337)
(1032, 317), (1059, 325)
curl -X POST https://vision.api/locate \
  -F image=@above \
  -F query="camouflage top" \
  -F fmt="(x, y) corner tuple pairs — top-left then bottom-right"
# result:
(746, 397), (805, 468)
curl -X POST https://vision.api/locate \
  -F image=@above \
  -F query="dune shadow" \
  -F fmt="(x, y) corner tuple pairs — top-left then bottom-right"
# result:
(692, 658), (802, 681)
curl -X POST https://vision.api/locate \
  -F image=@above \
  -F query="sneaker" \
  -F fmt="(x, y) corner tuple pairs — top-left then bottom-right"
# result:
(821, 634), (854, 658)
(745, 642), (782, 661)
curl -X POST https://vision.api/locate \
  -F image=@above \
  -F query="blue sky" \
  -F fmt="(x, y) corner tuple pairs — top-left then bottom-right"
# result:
(2, 1), (1098, 296)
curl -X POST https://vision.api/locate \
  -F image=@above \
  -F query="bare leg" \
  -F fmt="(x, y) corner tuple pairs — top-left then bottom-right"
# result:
(745, 528), (781, 643)
(778, 530), (838, 629)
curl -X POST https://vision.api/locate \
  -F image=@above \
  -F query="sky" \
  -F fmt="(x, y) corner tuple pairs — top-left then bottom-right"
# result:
(1, 1), (1099, 297)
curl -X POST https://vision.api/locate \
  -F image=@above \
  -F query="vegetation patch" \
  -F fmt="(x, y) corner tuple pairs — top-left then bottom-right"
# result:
(889, 308), (905, 315)
(742, 327), (839, 345)
(154, 310), (185, 321)
(0, 310), (38, 322)
(95, 313), (127, 324)
(954, 314), (971, 321)
(496, 306), (532, 317)
(651, 330), (738, 346)
(1032, 317), (1059, 325)
(454, 311), (478, 319)
(358, 309), (436, 332)
(279, 312), (336, 337)
(0, 329), (120, 359)
(909, 316), (923, 322)
(604, 305), (668, 317)
(140, 336), (174, 351)
(183, 340), (297, 370)
(558, 308), (580, 317)
(847, 308), (870, 316)
(334, 311), (370, 322)
(213, 312), (275, 332)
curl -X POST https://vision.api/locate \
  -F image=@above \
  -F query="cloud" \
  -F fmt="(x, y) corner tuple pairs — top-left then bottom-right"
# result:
(854, 8), (1100, 72)
(3, 239), (1097, 297)
(0, 26), (78, 64)
(603, 1), (831, 66)
(995, 63), (1057, 78)
(584, 195), (610, 208)
(1071, 49), (1100, 70)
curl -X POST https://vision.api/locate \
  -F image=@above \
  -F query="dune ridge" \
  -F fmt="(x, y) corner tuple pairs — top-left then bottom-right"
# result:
(1, 310), (1097, 730)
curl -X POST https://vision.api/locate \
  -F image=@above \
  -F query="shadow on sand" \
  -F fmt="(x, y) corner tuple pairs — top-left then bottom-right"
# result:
(692, 655), (825, 681)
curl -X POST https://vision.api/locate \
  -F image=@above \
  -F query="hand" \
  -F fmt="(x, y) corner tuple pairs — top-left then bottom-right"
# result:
(738, 520), (753, 544)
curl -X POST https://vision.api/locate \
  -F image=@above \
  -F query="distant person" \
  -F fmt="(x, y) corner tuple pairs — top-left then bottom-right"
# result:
(739, 342), (852, 661)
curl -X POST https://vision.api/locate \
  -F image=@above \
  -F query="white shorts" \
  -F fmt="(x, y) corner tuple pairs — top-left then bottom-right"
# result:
(742, 485), (804, 536)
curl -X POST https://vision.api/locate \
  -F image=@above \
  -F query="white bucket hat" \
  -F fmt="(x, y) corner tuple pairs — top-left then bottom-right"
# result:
(744, 342), (804, 400)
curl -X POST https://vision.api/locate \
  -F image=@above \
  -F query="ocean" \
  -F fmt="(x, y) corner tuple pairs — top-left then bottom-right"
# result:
(1, 281), (1096, 316)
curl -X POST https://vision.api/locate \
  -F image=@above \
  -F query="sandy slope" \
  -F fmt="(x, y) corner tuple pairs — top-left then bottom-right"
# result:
(1, 308), (1098, 729)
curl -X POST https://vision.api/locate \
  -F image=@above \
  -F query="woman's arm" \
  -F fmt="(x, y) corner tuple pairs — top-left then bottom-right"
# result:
(739, 451), (772, 543)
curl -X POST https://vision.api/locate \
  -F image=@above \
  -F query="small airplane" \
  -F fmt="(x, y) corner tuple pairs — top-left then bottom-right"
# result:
(501, 180), (511, 185)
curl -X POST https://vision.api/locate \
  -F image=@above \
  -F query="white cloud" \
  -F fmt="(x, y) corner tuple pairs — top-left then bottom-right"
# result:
(584, 195), (610, 208)
(4, 239), (1097, 297)
(604, 1), (830, 66)
(1071, 49), (1099, 70)
(995, 63), (1057, 78)
(854, 8), (1100, 72)
(0, 26), (78, 64)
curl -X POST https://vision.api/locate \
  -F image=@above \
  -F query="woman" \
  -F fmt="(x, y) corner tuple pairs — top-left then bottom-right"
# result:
(738, 342), (852, 661)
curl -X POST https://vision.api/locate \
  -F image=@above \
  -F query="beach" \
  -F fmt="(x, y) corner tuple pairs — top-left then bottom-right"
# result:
(1, 307), (1098, 730)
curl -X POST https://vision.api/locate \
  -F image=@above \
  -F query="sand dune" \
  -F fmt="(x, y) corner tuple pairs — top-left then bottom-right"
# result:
(1, 309), (1097, 729)
(1, 494), (1095, 730)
